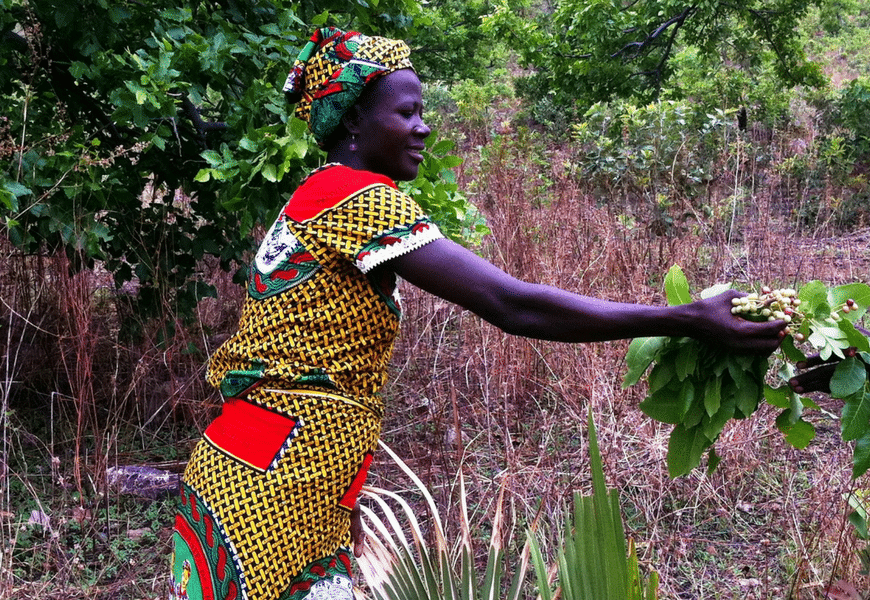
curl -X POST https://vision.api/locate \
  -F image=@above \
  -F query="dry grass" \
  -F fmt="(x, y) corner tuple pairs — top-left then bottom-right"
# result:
(2, 110), (870, 599)
(376, 123), (870, 599)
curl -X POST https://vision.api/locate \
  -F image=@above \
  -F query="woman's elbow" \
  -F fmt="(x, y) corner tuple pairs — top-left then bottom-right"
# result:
(475, 300), (537, 337)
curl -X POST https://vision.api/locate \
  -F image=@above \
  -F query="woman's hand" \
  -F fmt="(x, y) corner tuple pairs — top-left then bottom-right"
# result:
(788, 328), (868, 394)
(691, 290), (787, 355)
(788, 354), (840, 394)
(350, 501), (366, 558)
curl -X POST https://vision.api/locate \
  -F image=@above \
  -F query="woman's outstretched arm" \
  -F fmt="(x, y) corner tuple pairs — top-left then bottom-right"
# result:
(388, 238), (785, 353)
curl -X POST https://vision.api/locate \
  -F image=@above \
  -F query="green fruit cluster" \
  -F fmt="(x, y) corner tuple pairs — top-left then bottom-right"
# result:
(731, 287), (859, 342)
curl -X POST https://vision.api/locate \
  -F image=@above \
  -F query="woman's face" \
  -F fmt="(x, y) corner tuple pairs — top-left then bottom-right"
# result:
(353, 69), (430, 181)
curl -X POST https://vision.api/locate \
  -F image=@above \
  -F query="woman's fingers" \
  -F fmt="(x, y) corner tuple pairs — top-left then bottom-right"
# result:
(789, 362), (837, 394)
(796, 352), (840, 370)
(350, 501), (366, 557)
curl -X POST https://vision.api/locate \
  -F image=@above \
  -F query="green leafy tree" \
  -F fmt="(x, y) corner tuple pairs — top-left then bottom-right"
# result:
(406, 0), (503, 83)
(484, 0), (827, 108)
(1, 0), (485, 338)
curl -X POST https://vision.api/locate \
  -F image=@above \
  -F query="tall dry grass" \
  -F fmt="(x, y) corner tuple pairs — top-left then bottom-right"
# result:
(1, 109), (869, 598)
(0, 241), (242, 599)
(377, 118), (870, 598)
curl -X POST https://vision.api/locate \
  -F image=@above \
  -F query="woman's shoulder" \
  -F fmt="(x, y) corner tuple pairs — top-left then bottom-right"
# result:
(285, 164), (401, 223)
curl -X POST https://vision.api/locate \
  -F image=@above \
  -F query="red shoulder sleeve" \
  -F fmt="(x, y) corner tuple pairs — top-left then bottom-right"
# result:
(283, 166), (396, 223)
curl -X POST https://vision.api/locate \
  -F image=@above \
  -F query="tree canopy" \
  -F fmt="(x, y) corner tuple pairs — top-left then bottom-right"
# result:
(485, 0), (827, 108)
(1, 0), (834, 338)
(1, 0), (491, 337)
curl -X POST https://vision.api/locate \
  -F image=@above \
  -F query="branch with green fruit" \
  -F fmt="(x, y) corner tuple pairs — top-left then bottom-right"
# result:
(623, 265), (870, 478)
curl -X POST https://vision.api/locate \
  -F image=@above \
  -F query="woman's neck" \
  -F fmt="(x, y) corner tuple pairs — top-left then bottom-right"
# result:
(326, 140), (364, 171)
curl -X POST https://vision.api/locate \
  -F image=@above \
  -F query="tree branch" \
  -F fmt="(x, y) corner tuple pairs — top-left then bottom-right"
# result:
(744, 6), (794, 79)
(180, 97), (228, 148)
(611, 6), (696, 61)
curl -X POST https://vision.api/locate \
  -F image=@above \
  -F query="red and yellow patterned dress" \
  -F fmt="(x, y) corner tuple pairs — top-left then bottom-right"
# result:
(169, 164), (443, 600)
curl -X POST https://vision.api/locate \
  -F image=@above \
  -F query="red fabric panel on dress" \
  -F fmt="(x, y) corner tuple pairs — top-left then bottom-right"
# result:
(283, 166), (395, 223)
(339, 451), (373, 510)
(203, 399), (298, 472)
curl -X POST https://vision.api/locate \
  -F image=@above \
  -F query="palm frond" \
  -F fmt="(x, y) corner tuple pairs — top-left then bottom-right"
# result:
(355, 439), (529, 600)
(357, 413), (658, 600)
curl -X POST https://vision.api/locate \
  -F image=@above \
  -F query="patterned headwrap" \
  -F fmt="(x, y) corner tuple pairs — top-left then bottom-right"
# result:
(283, 27), (414, 146)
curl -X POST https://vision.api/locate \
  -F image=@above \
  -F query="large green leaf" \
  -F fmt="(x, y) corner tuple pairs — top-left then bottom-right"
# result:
(640, 383), (693, 424)
(732, 376), (761, 419)
(667, 424), (712, 478)
(623, 337), (666, 387)
(844, 324), (870, 352)
(703, 376), (722, 417)
(853, 432), (870, 479)
(832, 357), (869, 398)
(648, 360), (677, 394)
(664, 264), (692, 306)
(785, 419), (816, 449)
(841, 385), (870, 442)
(702, 397), (735, 441)
(764, 385), (793, 409)
(799, 280), (830, 317)
(674, 342), (698, 381)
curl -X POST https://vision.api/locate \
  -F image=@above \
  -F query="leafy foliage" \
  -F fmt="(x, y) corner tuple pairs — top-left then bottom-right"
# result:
(401, 138), (490, 246)
(405, 0), (505, 84)
(570, 100), (736, 232)
(484, 0), (826, 109)
(624, 265), (870, 478)
(663, 45), (797, 128)
(623, 269), (769, 477)
(0, 0), (487, 338)
(834, 77), (870, 160)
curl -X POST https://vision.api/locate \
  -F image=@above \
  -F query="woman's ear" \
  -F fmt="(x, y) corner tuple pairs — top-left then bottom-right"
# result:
(342, 104), (363, 137)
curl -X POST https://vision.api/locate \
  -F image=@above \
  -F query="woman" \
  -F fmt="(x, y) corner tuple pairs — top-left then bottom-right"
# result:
(168, 27), (785, 600)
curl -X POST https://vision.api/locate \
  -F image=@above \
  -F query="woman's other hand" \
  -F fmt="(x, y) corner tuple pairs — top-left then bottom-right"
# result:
(350, 501), (366, 558)
(788, 353), (841, 394)
(788, 328), (868, 394)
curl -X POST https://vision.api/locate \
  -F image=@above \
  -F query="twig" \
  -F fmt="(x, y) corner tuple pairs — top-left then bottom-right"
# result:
(180, 96), (228, 148)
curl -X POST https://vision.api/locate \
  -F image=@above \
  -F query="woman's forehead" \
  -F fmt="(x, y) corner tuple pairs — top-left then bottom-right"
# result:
(366, 69), (422, 104)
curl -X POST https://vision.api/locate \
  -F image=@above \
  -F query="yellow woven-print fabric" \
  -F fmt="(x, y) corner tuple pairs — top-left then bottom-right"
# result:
(207, 166), (442, 411)
(182, 387), (380, 600)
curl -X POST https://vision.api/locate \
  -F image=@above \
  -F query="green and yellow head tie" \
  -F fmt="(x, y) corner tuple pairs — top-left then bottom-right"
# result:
(283, 27), (414, 147)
